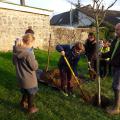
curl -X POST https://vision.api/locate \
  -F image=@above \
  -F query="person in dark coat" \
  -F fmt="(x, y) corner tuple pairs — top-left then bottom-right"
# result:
(101, 23), (120, 115)
(13, 34), (38, 113)
(84, 32), (97, 71)
(56, 42), (85, 96)
(25, 26), (34, 34)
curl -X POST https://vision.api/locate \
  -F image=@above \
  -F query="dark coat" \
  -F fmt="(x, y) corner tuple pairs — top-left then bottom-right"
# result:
(56, 44), (81, 76)
(102, 37), (120, 67)
(13, 46), (38, 89)
(84, 39), (97, 61)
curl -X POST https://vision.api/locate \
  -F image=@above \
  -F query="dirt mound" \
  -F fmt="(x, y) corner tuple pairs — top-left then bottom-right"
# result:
(79, 90), (112, 109)
(37, 69), (84, 89)
(91, 93), (112, 108)
(40, 69), (61, 88)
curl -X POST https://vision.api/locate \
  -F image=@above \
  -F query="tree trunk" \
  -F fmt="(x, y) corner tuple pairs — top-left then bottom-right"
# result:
(96, 16), (101, 106)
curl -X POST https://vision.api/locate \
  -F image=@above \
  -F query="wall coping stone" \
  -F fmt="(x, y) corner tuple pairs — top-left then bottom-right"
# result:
(0, 2), (53, 16)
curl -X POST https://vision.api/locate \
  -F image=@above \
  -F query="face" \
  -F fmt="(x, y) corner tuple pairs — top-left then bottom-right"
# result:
(103, 42), (107, 48)
(29, 40), (35, 48)
(88, 35), (95, 41)
(74, 48), (83, 55)
(25, 38), (35, 48)
(115, 24), (120, 38)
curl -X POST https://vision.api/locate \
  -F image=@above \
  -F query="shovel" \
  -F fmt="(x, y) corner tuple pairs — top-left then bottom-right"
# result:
(63, 56), (89, 101)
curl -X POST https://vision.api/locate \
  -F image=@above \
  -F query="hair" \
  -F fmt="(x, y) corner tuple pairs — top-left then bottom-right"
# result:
(15, 38), (23, 47)
(74, 42), (85, 51)
(88, 32), (94, 36)
(22, 33), (35, 45)
(88, 32), (96, 41)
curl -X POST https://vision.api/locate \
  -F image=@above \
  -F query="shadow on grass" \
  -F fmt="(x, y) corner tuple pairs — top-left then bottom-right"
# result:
(0, 98), (19, 110)
(0, 68), (17, 91)
(0, 52), (12, 61)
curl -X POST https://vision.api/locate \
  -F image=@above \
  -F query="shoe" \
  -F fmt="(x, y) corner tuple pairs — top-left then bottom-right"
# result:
(71, 94), (76, 98)
(68, 92), (76, 98)
(106, 90), (120, 115)
(61, 90), (68, 97)
(20, 95), (28, 109)
(28, 106), (39, 113)
(106, 107), (120, 115)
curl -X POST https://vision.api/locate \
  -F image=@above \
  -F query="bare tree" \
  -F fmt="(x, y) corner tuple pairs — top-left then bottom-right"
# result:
(66, 0), (118, 106)
(66, 0), (83, 8)
(91, 0), (118, 106)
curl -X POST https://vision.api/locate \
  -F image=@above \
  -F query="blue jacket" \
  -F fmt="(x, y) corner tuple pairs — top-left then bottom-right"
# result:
(56, 44), (81, 76)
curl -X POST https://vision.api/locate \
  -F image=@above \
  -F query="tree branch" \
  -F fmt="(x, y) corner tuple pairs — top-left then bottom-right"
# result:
(99, 0), (118, 26)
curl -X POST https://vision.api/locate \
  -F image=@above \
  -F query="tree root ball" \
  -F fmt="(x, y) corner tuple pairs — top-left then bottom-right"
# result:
(37, 69), (84, 89)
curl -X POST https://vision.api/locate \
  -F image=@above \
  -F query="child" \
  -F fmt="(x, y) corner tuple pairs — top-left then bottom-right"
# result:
(100, 41), (110, 78)
(56, 42), (85, 96)
(13, 33), (39, 113)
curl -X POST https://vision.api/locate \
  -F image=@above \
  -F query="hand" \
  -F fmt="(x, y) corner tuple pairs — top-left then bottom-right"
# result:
(61, 51), (65, 56)
(75, 76), (78, 80)
(98, 52), (102, 58)
(88, 61), (91, 64)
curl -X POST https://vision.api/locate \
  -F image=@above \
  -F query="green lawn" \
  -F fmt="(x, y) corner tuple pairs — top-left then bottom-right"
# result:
(0, 50), (120, 120)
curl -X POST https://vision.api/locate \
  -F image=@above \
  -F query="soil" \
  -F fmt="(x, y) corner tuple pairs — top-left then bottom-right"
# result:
(79, 90), (112, 109)
(37, 69), (84, 89)
(37, 69), (112, 109)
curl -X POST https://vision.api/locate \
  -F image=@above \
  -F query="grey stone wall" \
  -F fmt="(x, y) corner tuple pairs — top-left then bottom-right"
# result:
(51, 26), (95, 47)
(0, 8), (51, 51)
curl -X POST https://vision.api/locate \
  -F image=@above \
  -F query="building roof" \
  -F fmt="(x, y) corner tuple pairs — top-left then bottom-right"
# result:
(51, 5), (120, 26)
(50, 9), (78, 26)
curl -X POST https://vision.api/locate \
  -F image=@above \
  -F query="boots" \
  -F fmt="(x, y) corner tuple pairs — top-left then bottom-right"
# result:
(20, 94), (28, 109)
(28, 105), (39, 114)
(27, 94), (39, 113)
(67, 81), (75, 97)
(61, 85), (68, 97)
(107, 90), (120, 115)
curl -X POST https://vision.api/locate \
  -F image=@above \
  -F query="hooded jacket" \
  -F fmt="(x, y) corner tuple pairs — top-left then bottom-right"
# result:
(13, 46), (38, 89)
(56, 44), (80, 76)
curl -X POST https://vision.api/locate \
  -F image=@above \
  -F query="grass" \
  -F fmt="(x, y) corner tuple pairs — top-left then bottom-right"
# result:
(0, 49), (120, 120)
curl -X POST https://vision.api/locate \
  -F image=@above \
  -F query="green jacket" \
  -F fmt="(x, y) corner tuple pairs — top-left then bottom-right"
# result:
(100, 47), (110, 61)
(100, 47), (110, 53)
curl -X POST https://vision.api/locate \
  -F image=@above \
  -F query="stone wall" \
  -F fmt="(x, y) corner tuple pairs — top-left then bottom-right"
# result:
(0, 2), (52, 51)
(0, 2), (95, 51)
(50, 26), (95, 47)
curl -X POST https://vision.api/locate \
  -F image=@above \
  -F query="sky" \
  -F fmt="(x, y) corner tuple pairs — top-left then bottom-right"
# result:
(3, 0), (120, 15)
